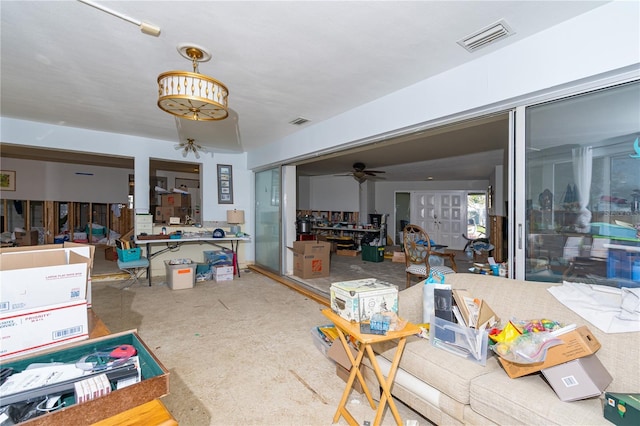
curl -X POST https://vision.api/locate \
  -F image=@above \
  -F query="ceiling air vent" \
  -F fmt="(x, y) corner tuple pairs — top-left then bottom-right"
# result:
(458, 20), (514, 52)
(289, 117), (310, 126)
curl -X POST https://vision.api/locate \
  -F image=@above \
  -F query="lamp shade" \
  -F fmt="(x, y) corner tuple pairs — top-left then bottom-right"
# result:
(227, 209), (245, 224)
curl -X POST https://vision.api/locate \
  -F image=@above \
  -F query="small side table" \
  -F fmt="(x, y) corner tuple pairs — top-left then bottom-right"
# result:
(321, 309), (420, 426)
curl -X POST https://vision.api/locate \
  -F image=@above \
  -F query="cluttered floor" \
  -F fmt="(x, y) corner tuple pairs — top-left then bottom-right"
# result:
(92, 244), (476, 295)
(91, 270), (432, 425)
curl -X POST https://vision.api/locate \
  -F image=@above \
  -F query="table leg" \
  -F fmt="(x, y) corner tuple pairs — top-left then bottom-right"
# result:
(232, 240), (241, 278)
(367, 337), (408, 426)
(145, 242), (152, 286)
(332, 329), (375, 425)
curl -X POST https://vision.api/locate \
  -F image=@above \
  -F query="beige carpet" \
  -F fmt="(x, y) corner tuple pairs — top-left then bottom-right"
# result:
(91, 271), (429, 425)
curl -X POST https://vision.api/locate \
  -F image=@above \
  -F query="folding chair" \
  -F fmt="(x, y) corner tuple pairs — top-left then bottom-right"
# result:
(116, 248), (150, 289)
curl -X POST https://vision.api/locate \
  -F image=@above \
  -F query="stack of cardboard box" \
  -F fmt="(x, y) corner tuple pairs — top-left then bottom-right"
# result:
(0, 242), (95, 360)
(154, 193), (191, 224)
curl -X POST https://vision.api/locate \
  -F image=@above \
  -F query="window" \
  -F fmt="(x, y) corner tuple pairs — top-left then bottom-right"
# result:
(525, 81), (640, 284)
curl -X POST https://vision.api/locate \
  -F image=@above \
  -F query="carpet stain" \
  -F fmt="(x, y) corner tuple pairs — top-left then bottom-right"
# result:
(289, 369), (328, 404)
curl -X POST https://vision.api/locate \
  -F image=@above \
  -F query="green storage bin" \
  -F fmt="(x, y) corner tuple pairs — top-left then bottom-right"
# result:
(362, 245), (384, 262)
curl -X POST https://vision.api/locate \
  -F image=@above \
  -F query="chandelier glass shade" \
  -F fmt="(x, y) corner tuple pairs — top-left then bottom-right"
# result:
(157, 46), (229, 121)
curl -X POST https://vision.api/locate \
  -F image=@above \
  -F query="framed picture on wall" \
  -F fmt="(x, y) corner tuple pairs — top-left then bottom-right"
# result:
(217, 164), (233, 204)
(0, 170), (16, 191)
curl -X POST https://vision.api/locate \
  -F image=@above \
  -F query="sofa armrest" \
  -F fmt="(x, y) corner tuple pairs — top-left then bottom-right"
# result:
(399, 282), (424, 324)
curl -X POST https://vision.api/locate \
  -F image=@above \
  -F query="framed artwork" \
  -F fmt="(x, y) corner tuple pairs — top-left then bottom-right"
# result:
(0, 170), (16, 191)
(217, 164), (233, 204)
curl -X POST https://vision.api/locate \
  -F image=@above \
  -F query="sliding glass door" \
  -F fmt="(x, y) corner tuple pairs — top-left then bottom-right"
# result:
(254, 167), (281, 272)
(520, 81), (640, 284)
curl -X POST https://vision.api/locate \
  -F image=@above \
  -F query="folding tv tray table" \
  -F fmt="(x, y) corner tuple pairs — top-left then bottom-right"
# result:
(321, 309), (420, 426)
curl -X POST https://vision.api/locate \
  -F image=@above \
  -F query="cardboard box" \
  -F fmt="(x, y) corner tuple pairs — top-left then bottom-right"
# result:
(542, 354), (612, 401)
(604, 392), (640, 426)
(0, 330), (168, 425)
(336, 249), (359, 257)
(330, 278), (398, 322)
(0, 245), (92, 313)
(392, 251), (406, 263)
(105, 246), (118, 261)
(328, 340), (364, 393)
(290, 241), (331, 279)
(336, 364), (364, 394)
(161, 193), (191, 207)
(14, 229), (39, 246)
(154, 206), (190, 224)
(213, 265), (234, 282)
(0, 300), (89, 360)
(165, 260), (195, 290)
(498, 326), (601, 378)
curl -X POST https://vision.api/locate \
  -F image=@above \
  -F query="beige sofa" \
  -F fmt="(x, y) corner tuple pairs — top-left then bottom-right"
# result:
(366, 274), (640, 425)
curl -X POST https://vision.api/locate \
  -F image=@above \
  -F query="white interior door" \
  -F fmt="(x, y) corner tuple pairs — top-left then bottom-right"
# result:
(411, 191), (466, 250)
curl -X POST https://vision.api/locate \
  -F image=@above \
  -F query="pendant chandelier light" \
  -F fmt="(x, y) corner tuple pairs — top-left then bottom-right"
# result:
(157, 44), (229, 121)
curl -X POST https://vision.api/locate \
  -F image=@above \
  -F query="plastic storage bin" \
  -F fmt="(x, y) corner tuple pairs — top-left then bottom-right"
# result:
(164, 259), (195, 290)
(117, 247), (141, 262)
(362, 245), (384, 262)
(430, 315), (489, 366)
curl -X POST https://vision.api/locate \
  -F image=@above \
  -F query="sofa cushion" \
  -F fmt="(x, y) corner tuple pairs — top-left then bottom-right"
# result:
(470, 370), (608, 425)
(374, 336), (501, 406)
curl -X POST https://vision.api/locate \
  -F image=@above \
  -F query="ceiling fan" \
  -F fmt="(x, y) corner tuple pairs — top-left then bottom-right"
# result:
(337, 162), (386, 183)
(175, 138), (208, 159)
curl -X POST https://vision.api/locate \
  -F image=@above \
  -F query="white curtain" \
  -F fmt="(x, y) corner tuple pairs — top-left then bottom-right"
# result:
(572, 146), (593, 232)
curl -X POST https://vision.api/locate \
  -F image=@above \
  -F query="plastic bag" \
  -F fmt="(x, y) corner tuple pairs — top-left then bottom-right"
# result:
(422, 272), (446, 323)
(491, 331), (563, 364)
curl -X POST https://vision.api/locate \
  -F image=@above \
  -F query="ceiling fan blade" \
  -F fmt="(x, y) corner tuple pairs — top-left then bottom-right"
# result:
(364, 170), (385, 174)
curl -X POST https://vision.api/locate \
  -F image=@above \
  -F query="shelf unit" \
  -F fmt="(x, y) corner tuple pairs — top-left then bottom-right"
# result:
(297, 210), (360, 225)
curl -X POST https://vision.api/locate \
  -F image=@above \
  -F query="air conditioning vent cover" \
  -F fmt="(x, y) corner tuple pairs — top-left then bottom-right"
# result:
(458, 20), (514, 52)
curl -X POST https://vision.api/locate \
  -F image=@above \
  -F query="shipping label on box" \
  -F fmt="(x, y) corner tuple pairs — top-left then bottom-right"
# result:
(499, 325), (601, 378)
(0, 300), (89, 360)
(330, 278), (398, 322)
(214, 274), (234, 282)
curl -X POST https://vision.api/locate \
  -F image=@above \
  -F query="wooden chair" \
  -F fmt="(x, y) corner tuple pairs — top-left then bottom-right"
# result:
(403, 224), (457, 288)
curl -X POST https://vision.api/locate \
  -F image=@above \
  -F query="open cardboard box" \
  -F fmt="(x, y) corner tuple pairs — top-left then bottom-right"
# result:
(498, 325), (601, 378)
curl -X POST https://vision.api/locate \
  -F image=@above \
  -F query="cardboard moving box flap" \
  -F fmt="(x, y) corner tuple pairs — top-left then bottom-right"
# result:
(499, 325), (601, 378)
(0, 250), (67, 271)
(289, 240), (332, 254)
(0, 242), (95, 270)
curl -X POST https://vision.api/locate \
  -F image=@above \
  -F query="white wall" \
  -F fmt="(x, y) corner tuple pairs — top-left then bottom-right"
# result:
(248, 2), (640, 171)
(0, 157), (131, 202)
(308, 176), (359, 211)
(0, 118), (254, 262)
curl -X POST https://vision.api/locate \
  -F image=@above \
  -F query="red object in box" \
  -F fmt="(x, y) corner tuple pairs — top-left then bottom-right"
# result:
(298, 234), (316, 241)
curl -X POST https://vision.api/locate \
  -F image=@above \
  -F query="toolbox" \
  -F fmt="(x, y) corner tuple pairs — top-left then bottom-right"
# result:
(0, 330), (168, 425)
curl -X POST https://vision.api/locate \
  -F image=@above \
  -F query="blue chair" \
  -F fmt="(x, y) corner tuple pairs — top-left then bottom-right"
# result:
(116, 248), (150, 288)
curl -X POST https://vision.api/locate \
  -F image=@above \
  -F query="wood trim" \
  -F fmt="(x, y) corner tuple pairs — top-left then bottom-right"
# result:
(247, 264), (329, 307)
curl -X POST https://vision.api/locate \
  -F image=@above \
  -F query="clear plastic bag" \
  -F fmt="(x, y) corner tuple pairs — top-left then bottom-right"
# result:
(491, 331), (562, 364)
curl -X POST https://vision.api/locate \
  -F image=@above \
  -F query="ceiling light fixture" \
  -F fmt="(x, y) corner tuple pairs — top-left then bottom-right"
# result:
(158, 44), (229, 121)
